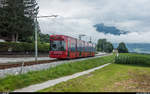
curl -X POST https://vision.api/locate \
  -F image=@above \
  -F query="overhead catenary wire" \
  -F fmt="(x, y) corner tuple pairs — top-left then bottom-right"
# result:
(38, 15), (96, 44)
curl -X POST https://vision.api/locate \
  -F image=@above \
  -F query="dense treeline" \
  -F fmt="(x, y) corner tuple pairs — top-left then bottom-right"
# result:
(96, 39), (129, 53)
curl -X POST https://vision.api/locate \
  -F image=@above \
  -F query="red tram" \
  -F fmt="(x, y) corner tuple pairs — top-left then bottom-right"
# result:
(49, 35), (96, 59)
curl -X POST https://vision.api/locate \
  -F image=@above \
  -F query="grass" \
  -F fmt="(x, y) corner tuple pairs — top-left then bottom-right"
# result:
(0, 55), (114, 92)
(39, 63), (150, 92)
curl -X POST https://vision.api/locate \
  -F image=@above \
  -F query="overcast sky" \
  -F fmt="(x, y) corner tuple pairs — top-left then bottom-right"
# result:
(37, 0), (150, 43)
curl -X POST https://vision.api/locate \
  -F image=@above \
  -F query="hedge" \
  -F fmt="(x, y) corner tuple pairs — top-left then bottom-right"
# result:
(114, 53), (150, 65)
(0, 42), (49, 53)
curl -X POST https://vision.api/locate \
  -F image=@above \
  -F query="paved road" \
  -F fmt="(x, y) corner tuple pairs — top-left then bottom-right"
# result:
(0, 52), (107, 64)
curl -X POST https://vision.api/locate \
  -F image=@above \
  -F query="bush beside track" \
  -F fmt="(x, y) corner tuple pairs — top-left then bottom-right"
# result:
(0, 42), (49, 54)
(0, 55), (114, 92)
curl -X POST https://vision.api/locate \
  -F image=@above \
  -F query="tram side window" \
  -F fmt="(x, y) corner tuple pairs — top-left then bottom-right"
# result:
(71, 42), (73, 51)
(84, 44), (86, 52)
(79, 43), (81, 52)
(92, 45), (94, 52)
(81, 43), (83, 52)
(71, 42), (76, 52)
(83, 43), (85, 52)
(80, 43), (82, 52)
(87, 45), (89, 52)
(90, 46), (92, 52)
(88, 45), (90, 52)
(85, 44), (87, 52)
(77, 43), (79, 51)
(82, 43), (84, 52)
(81, 43), (84, 52)
(68, 40), (70, 50)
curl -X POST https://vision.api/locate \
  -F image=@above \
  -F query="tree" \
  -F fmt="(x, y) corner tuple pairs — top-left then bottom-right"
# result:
(39, 33), (50, 43)
(97, 39), (114, 53)
(117, 42), (128, 53)
(104, 42), (114, 53)
(97, 39), (107, 51)
(0, 0), (39, 42)
(0, 0), (8, 38)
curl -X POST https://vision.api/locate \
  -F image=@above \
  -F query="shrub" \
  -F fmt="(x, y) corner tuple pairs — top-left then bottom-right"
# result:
(0, 42), (9, 52)
(38, 43), (49, 53)
(0, 42), (50, 53)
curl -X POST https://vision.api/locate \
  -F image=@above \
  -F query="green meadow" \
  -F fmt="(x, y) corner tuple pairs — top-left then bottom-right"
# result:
(40, 53), (150, 92)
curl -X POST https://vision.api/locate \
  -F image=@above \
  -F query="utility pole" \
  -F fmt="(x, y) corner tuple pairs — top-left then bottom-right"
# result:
(34, 15), (58, 63)
(35, 16), (38, 63)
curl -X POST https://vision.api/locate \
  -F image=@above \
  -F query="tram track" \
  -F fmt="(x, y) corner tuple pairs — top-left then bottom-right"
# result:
(0, 59), (58, 70)
(0, 54), (109, 70)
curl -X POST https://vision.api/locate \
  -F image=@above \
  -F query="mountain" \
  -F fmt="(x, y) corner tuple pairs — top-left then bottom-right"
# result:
(113, 43), (150, 54)
(94, 23), (128, 35)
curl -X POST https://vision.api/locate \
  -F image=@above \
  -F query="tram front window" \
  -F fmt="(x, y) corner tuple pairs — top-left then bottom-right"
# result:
(50, 40), (66, 51)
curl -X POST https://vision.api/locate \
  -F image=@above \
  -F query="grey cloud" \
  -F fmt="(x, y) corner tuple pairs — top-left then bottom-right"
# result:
(38, 0), (150, 43)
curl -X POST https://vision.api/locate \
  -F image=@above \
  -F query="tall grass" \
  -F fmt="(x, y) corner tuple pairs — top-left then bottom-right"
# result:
(114, 53), (150, 65)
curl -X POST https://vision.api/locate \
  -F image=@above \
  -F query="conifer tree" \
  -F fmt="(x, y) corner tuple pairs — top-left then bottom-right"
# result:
(0, 0), (39, 42)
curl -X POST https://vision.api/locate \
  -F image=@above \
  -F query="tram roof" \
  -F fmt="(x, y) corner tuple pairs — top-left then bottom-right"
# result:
(50, 35), (95, 45)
